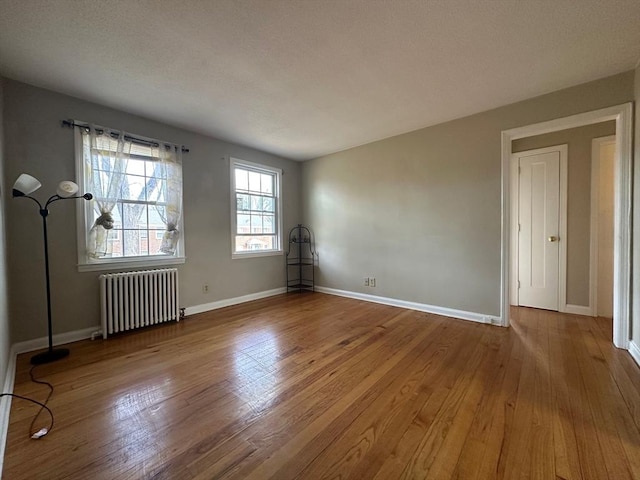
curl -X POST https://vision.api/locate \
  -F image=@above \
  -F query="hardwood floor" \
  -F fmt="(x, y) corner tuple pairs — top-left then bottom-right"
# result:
(3, 293), (640, 479)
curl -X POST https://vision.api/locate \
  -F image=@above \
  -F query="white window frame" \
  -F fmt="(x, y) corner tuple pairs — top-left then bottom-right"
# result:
(230, 157), (283, 259)
(74, 127), (186, 272)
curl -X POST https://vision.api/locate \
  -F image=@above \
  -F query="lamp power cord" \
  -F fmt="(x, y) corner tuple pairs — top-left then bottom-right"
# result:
(0, 365), (55, 439)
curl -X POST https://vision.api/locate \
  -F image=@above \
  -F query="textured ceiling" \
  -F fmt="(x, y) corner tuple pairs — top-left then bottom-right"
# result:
(1, 0), (639, 160)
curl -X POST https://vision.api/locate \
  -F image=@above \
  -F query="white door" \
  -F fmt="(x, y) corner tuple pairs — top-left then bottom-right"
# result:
(517, 150), (561, 310)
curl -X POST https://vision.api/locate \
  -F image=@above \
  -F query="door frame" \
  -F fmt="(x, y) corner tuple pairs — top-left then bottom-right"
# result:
(501, 103), (633, 349)
(510, 145), (568, 311)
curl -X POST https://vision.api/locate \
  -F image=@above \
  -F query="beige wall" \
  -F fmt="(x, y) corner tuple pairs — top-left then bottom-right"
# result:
(3, 69), (636, 344)
(3, 79), (301, 343)
(302, 72), (634, 317)
(512, 121), (616, 307)
(596, 140), (615, 318)
(0, 78), (10, 383)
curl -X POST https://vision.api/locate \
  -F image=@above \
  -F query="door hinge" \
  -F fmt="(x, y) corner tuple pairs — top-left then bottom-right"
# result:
(517, 280), (521, 289)
(518, 223), (521, 232)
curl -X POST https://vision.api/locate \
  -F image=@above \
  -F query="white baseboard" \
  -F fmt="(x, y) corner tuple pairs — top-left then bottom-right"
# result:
(12, 326), (100, 355)
(629, 341), (640, 368)
(315, 286), (502, 326)
(0, 284), (499, 475)
(0, 325), (99, 477)
(562, 304), (594, 316)
(184, 287), (287, 317)
(0, 344), (17, 478)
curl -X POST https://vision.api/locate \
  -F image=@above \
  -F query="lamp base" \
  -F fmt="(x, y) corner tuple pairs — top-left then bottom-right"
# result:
(30, 348), (69, 365)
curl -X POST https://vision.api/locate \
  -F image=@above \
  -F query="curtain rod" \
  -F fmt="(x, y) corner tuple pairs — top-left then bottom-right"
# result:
(61, 120), (190, 153)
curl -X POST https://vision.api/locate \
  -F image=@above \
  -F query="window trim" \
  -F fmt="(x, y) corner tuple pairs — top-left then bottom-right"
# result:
(74, 126), (186, 272)
(230, 157), (283, 259)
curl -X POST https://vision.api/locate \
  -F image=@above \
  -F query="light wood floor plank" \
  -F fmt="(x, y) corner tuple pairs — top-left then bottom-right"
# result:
(298, 317), (482, 480)
(548, 314), (584, 480)
(3, 294), (640, 479)
(572, 315), (638, 478)
(448, 324), (515, 479)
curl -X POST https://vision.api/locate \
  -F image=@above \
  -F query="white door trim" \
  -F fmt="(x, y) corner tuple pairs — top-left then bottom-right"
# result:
(590, 135), (617, 319)
(510, 145), (567, 311)
(501, 103), (633, 350)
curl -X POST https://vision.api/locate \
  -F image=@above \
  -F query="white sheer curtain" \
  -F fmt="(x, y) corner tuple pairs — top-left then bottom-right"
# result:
(155, 144), (183, 254)
(84, 126), (131, 258)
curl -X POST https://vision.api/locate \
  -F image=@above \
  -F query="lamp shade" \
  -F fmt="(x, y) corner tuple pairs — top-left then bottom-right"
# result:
(12, 174), (42, 196)
(56, 181), (79, 198)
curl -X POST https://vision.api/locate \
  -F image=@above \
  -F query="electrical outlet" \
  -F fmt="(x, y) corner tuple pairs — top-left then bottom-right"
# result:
(364, 277), (369, 286)
(202, 284), (209, 293)
(369, 277), (376, 287)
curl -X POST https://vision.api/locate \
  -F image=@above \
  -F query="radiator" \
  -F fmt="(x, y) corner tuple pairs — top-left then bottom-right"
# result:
(99, 268), (179, 338)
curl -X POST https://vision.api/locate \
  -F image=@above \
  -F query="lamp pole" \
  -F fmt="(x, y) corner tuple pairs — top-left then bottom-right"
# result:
(30, 205), (69, 364)
(12, 178), (92, 365)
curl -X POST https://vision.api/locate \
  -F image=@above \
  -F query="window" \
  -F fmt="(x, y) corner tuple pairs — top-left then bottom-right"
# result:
(230, 158), (282, 257)
(75, 125), (185, 271)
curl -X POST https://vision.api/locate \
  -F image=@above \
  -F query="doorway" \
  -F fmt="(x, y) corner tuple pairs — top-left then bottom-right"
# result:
(510, 122), (617, 316)
(501, 103), (633, 349)
(511, 145), (566, 311)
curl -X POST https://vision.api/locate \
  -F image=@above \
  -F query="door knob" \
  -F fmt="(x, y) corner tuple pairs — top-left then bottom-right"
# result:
(548, 236), (558, 242)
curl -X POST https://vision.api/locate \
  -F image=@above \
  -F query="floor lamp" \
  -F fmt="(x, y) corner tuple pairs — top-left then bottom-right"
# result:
(12, 174), (93, 365)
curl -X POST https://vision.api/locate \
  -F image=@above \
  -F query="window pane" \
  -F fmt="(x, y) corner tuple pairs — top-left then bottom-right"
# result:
(251, 215), (263, 233)
(236, 169), (248, 191)
(93, 165), (119, 189)
(263, 215), (275, 234)
(122, 203), (148, 229)
(123, 230), (142, 256)
(237, 214), (250, 233)
(120, 175), (146, 201)
(148, 185), (165, 204)
(139, 232), (149, 255)
(111, 209), (123, 232)
(146, 161), (166, 179)
(106, 228), (122, 257)
(150, 205), (165, 228)
(126, 159), (146, 176)
(248, 171), (261, 193)
(149, 230), (163, 254)
(92, 157), (120, 176)
(250, 195), (263, 212)
(261, 174), (273, 194)
(262, 197), (274, 212)
(143, 176), (162, 202)
(236, 193), (250, 211)
(235, 235), (275, 252)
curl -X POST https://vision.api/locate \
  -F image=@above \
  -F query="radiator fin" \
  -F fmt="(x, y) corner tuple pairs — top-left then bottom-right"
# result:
(99, 268), (179, 338)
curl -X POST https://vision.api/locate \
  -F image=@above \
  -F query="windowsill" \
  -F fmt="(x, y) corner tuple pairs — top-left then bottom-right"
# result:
(77, 256), (185, 272)
(232, 250), (283, 260)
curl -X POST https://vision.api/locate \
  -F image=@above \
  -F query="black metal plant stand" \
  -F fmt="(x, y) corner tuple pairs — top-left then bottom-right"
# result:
(286, 224), (315, 292)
